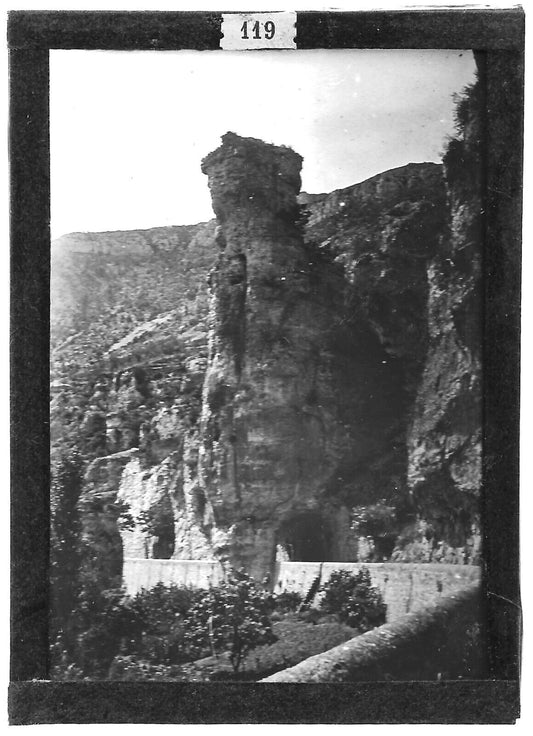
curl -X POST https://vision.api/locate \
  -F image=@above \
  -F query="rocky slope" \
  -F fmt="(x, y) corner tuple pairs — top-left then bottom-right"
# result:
(51, 80), (482, 585)
(51, 220), (215, 460)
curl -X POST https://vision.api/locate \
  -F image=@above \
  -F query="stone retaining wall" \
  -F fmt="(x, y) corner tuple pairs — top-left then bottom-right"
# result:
(122, 558), (480, 622)
(274, 561), (480, 621)
(122, 558), (225, 594)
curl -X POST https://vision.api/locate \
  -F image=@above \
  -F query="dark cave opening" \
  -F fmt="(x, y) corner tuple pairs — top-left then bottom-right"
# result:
(152, 528), (175, 560)
(151, 502), (176, 560)
(277, 511), (331, 562)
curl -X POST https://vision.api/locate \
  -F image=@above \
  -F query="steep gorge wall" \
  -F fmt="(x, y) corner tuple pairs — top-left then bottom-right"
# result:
(296, 79), (483, 556)
(407, 75), (483, 546)
(301, 161), (450, 555)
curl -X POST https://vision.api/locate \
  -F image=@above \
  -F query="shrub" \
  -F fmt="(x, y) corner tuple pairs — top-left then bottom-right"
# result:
(184, 568), (277, 672)
(272, 590), (303, 614)
(319, 568), (387, 632)
(130, 582), (203, 621)
(127, 583), (205, 664)
(66, 583), (208, 677)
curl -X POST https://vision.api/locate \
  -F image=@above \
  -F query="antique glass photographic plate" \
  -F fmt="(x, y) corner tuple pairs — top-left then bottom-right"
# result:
(8, 7), (524, 725)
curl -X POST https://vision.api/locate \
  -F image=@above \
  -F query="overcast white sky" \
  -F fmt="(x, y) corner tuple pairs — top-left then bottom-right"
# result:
(50, 49), (477, 238)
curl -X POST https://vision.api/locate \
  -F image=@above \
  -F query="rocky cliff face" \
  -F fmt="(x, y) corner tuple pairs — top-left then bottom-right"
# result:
(301, 162), (447, 377)
(406, 76), (483, 548)
(53, 81), (483, 586)
(76, 304), (215, 579)
(300, 162), (450, 558)
(52, 221), (217, 585)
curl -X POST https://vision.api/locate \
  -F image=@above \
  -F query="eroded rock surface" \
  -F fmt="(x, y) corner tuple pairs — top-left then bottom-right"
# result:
(407, 76), (483, 545)
(302, 162), (449, 543)
(198, 133), (362, 578)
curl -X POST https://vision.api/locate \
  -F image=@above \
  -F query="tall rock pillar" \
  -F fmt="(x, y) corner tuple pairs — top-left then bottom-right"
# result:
(199, 133), (353, 580)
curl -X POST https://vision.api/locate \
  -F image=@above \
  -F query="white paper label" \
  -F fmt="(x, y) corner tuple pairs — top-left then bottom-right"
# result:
(221, 12), (296, 50)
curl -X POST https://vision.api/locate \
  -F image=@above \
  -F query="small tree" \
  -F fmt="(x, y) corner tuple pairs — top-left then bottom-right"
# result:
(319, 568), (387, 632)
(184, 569), (277, 672)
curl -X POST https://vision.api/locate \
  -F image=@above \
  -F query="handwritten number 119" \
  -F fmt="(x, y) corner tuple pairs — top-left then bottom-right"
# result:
(240, 20), (276, 40)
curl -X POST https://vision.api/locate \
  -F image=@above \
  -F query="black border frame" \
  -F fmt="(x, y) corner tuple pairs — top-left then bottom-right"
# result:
(8, 9), (524, 724)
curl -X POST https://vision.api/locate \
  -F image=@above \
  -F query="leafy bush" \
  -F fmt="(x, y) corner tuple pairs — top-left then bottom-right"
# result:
(130, 582), (203, 621)
(184, 568), (277, 672)
(319, 568), (387, 632)
(77, 582), (208, 675)
(126, 583), (205, 664)
(272, 590), (303, 614)
(55, 583), (205, 678)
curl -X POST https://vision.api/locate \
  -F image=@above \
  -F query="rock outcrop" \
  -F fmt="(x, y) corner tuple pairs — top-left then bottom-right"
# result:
(77, 306), (214, 582)
(80, 449), (138, 588)
(197, 133), (362, 579)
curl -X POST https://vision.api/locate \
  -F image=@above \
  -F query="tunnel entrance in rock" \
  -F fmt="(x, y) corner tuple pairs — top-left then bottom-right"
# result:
(152, 528), (174, 559)
(276, 512), (331, 562)
(151, 500), (175, 559)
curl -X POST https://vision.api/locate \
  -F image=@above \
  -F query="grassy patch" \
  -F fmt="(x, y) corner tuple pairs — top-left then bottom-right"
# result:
(178, 617), (357, 681)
